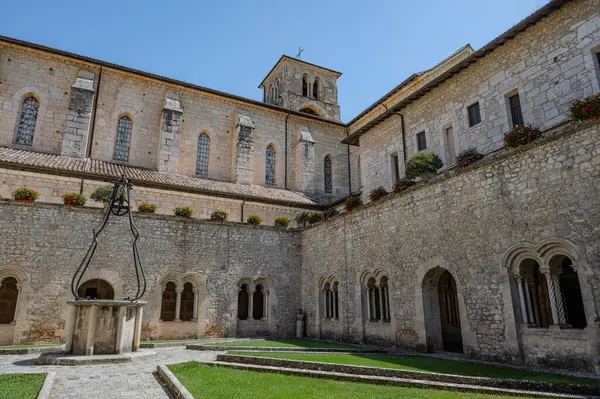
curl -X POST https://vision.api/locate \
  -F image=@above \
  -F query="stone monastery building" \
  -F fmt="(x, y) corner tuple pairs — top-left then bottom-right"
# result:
(1, 0), (600, 373)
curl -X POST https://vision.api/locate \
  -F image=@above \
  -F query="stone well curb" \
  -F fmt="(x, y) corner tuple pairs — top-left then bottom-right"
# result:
(37, 371), (56, 399)
(187, 344), (383, 353)
(205, 360), (586, 399)
(36, 349), (157, 365)
(0, 346), (63, 355)
(157, 365), (195, 399)
(217, 354), (600, 397)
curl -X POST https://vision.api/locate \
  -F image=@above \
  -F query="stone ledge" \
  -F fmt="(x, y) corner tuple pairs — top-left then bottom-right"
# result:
(37, 371), (56, 399)
(187, 344), (384, 353)
(36, 349), (156, 365)
(156, 364), (195, 399)
(203, 360), (586, 398)
(0, 346), (63, 356)
(217, 354), (600, 396)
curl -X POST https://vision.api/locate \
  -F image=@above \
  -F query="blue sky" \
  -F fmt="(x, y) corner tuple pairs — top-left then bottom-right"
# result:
(1, 0), (548, 122)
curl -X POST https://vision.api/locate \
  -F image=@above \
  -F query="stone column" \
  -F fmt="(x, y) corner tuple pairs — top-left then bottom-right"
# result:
(133, 305), (143, 352)
(514, 275), (529, 324)
(333, 290), (339, 319)
(248, 287), (255, 320)
(232, 115), (255, 185)
(157, 95), (183, 173)
(192, 290), (199, 321)
(85, 305), (98, 356)
(367, 288), (373, 320)
(542, 268), (566, 325)
(115, 306), (127, 354)
(294, 126), (316, 193)
(175, 288), (182, 322)
(379, 286), (386, 321)
(61, 73), (95, 158)
(64, 304), (77, 353)
(383, 286), (390, 320)
(263, 290), (269, 320)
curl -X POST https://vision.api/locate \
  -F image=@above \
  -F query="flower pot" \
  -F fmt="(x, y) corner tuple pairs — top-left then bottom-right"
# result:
(16, 198), (33, 203)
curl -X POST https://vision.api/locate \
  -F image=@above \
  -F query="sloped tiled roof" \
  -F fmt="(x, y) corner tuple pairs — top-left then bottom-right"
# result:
(0, 147), (335, 208)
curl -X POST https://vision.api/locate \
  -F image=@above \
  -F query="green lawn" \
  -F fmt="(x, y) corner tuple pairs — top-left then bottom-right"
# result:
(0, 373), (46, 399)
(168, 362), (529, 398)
(211, 338), (357, 349)
(228, 352), (600, 386)
(0, 344), (61, 349)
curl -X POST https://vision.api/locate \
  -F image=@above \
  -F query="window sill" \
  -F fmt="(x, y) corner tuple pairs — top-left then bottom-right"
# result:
(521, 324), (589, 336)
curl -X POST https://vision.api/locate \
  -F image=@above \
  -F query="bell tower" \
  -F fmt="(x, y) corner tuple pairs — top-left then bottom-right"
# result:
(259, 55), (341, 121)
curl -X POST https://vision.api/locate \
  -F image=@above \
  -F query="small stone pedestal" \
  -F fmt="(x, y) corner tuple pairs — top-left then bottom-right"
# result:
(65, 300), (145, 355)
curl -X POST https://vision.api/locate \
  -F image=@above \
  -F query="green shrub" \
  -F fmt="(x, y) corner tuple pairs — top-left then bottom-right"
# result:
(294, 212), (309, 227)
(392, 178), (416, 193)
(12, 187), (39, 201)
(174, 206), (193, 218)
(369, 186), (388, 201)
(274, 216), (291, 227)
(344, 194), (362, 212)
(90, 185), (126, 203)
(247, 214), (262, 226)
(138, 201), (157, 213)
(456, 147), (484, 167)
(307, 213), (323, 225)
(62, 192), (86, 207)
(211, 210), (228, 222)
(405, 152), (443, 179)
(503, 124), (542, 149)
(570, 94), (600, 121)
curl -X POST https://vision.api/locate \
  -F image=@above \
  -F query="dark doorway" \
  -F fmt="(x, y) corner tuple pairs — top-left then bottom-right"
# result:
(78, 279), (114, 300)
(438, 270), (463, 352)
(559, 258), (587, 329)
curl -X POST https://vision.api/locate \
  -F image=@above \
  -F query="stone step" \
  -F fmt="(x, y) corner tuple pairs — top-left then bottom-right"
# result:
(187, 344), (383, 353)
(212, 356), (597, 398)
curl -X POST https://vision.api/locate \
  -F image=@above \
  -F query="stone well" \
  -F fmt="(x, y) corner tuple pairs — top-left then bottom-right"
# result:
(65, 300), (145, 356)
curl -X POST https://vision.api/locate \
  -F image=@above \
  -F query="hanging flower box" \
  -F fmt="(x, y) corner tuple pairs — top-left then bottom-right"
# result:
(13, 187), (39, 202)
(62, 192), (86, 207)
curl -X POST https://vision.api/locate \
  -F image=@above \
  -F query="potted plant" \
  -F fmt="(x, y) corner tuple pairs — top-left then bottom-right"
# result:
(295, 212), (309, 228)
(174, 206), (194, 218)
(570, 94), (600, 121)
(503, 124), (542, 149)
(344, 194), (362, 212)
(456, 147), (484, 167)
(307, 213), (323, 225)
(13, 187), (39, 202)
(247, 214), (262, 227)
(274, 216), (291, 228)
(405, 151), (443, 181)
(392, 178), (416, 193)
(369, 186), (388, 202)
(62, 192), (86, 207)
(138, 201), (157, 214)
(90, 185), (125, 206)
(211, 209), (228, 223)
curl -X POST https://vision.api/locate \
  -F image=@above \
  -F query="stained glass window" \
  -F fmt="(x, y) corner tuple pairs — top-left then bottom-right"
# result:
(196, 133), (210, 176)
(266, 145), (276, 185)
(16, 97), (39, 146)
(113, 116), (132, 162)
(324, 155), (332, 193)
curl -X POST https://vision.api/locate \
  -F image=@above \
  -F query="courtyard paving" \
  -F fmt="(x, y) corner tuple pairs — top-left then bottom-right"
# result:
(0, 347), (219, 398)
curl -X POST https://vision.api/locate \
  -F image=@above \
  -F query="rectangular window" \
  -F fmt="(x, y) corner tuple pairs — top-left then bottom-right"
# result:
(509, 93), (524, 126)
(416, 132), (427, 151)
(390, 153), (399, 184)
(445, 126), (456, 165)
(467, 102), (481, 127)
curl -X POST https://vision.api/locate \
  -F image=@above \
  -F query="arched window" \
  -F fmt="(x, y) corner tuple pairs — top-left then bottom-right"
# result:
(113, 116), (132, 162)
(0, 277), (18, 324)
(313, 79), (319, 100)
(268, 85), (273, 102)
(237, 284), (249, 320)
(253, 284), (265, 320)
(555, 256), (586, 328)
(78, 279), (114, 300)
(275, 80), (279, 100)
(302, 76), (309, 97)
(180, 282), (195, 321)
(514, 259), (552, 328)
(265, 145), (276, 185)
(196, 133), (210, 176)
(324, 155), (332, 193)
(16, 97), (39, 146)
(323, 282), (332, 319)
(299, 107), (320, 116)
(160, 282), (177, 322)
(367, 277), (381, 321)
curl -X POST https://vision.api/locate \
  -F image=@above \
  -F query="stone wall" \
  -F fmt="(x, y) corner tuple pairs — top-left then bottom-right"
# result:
(358, 0), (600, 199)
(0, 203), (302, 344)
(302, 121), (600, 371)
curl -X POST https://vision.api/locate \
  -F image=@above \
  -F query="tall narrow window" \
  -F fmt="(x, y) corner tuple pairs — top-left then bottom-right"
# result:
(16, 97), (39, 146)
(444, 127), (456, 165)
(324, 155), (332, 193)
(509, 93), (524, 126)
(380, 277), (390, 322)
(323, 283), (331, 319)
(160, 282), (177, 322)
(196, 133), (210, 176)
(332, 282), (339, 319)
(179, 282), (194, 321)
(114, 116), (132, 162)
(302, 76), (309, 97)
(313, 79), (319, 100)
(0, 277), (19, 324)
(467, 102), (481, 127)
(266, 145), (276, 185)
(237, 284), (249, 320)
(367, 277), (381, 321)
(417, 132), (427, 151)
(390, 153), (399, 184)
(253, 284), (264, 320)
